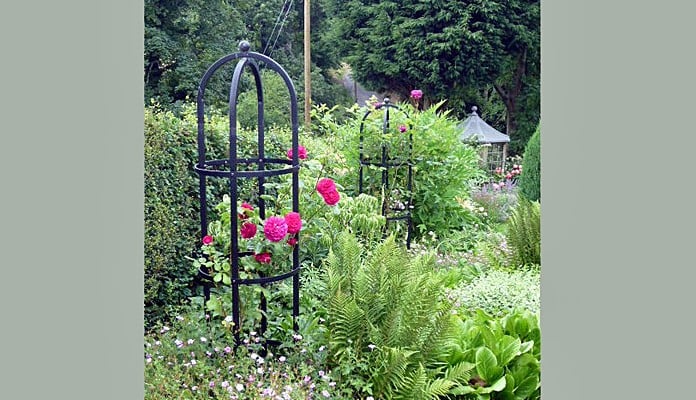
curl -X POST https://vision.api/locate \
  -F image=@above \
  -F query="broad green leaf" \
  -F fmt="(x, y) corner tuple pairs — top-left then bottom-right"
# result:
(513, 374), (539, 399)
(476, 347), (503, 382)
(479, 376), (506, 393)
(222, 275), (231, 285)
(214, 273), (222, 282)
(513, 353), (539, 369)
(479, 325), (498, 348)
(498, 336), (522, 366)
(519, 341), (534, 354)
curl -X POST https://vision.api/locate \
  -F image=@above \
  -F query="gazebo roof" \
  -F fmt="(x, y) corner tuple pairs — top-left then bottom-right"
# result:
(459, 106), (510, 144)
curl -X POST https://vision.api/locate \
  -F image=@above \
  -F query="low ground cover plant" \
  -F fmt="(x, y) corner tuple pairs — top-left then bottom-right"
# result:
(448, 266), (541, 317)
(145, 309), (347, 400)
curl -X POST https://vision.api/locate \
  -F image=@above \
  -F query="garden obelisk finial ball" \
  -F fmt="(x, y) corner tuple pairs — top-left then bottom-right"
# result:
(239, 40), (251, 52)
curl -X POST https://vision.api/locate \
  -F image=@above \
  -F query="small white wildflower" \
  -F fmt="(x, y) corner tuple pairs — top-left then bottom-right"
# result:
(236, 383), (244, 392)
(279, 356), (286, 363)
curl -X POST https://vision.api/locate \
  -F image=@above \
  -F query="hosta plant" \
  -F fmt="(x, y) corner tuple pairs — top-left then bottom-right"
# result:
(445, 310), (541, 400)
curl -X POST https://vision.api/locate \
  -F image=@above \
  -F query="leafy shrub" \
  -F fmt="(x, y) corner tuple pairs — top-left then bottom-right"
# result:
(506, 197), (541, 267)
(318, 101), (487, 242)
(235, 70), (295, 130)
(144, 106), (202, 329)
(448, 266), (541, 317)
(518, 125), (540, 202)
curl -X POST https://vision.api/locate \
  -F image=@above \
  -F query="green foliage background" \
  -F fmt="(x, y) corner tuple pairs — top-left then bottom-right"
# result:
(519, 125), (541, 202)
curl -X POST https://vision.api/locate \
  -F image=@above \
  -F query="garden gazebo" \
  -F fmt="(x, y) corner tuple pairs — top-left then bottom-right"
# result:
(459, 106), (510, 173)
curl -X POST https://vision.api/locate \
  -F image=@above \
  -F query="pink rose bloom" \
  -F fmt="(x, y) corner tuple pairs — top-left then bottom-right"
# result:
(316, 178), (336, 196)
(254, 252), (272, 264)
(202, 235), (214, 245)
(240, 222), (257, 239)
(322, 189), (340, 206)
(286, 145), (308, 160)
(287, 237), (298, 247)
(398, 124), (407, 133)
(410, 89), (423, 100)
(284, 212), (302, 234)
(263, 216), (288, 242)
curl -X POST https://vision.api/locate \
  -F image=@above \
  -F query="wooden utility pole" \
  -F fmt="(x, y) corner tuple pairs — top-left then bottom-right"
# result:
(304, 0), (311, 129)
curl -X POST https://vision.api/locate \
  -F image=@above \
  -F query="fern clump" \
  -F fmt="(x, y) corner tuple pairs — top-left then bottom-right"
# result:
(506, 197), (541, 267)
(324, 232), (473, 399)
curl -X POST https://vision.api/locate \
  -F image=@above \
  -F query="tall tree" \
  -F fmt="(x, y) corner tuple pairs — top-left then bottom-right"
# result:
(145, 0), (247, 104)
(327, 0), (539, 147)
(145, 0), (351, 111)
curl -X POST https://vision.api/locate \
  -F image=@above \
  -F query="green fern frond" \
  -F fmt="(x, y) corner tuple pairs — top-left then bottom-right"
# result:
(423, 377), (457, 400)
(373, 347), (419, 399)
(444, 361), (475, 385)
(397, 364), (429, 400)
(506, 197), (541, 266)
